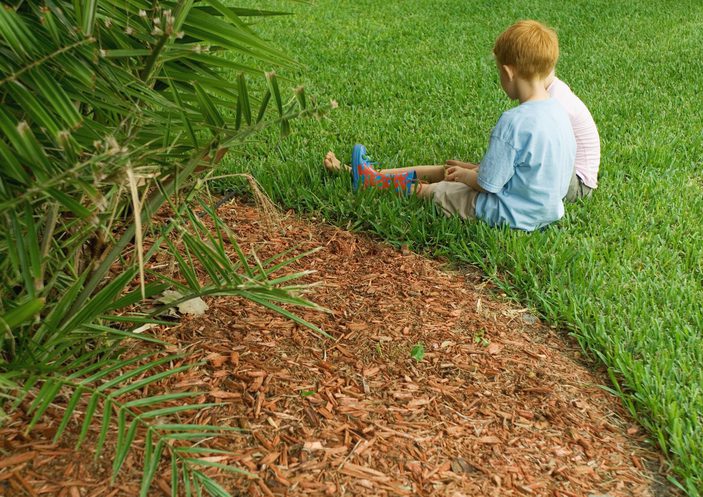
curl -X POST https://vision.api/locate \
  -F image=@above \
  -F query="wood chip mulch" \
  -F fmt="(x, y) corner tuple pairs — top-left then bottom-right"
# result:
(0, 200), (679, 497)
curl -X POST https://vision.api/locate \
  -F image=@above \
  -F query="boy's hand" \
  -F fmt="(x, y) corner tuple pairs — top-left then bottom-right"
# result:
(445, 166), (472, 184)
(445, 166), (486, 192)
(445, 160), (479, 170)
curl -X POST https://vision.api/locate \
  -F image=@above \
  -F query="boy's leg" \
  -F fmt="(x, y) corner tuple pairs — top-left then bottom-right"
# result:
(564, 170), (594, 202)
(325, 150), (467, 183)
(412, 182), (438, 199)
(376, 165), (445, 183)
(422, 181), (479, 219)
(322, 149), (477, 214)
(325, 147), (442, 194)
(323, 151), (351, 173)
(383, 160), (478, 182)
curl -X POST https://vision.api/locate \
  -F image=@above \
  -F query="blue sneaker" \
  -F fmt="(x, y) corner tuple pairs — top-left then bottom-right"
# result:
(351, 143), (416, 195)
(351, 144), (376, 191)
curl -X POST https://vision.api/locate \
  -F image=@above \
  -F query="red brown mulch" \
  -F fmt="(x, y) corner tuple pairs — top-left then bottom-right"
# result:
(0, 200), (679, 497)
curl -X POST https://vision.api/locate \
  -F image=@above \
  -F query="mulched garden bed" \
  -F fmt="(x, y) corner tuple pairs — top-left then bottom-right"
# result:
(0, 200), (679, 497)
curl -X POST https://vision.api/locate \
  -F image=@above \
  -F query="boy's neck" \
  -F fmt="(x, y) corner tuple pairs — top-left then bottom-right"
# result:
(515, 76), (550, 104)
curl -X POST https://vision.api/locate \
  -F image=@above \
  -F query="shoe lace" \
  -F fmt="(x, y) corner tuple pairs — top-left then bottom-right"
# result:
(362, 154), (378, 167)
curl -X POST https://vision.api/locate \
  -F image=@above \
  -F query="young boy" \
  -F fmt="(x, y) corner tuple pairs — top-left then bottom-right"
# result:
(444, 71), (600, 203)
(545, 70), (600, 201)
(323, 20), (576, 232)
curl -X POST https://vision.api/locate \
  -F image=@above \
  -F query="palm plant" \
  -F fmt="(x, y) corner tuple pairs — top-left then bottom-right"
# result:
(0, 1), (331, 494)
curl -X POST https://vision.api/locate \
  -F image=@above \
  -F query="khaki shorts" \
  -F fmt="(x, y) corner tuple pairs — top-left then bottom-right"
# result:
(565, 170), (594, 202)
(427, 181), (479, 219)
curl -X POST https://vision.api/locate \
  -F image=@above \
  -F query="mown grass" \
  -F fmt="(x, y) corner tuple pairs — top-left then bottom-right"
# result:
(220, 0), (703, 493)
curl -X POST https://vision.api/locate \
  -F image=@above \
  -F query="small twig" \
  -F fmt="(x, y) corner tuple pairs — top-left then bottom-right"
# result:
(337, 439), (362, 470)
(140, 33), (170, 82)
(0, 38), (94, 86)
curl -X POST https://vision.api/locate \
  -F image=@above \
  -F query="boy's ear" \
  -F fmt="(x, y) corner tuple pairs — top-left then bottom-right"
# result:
(501, 64), (515, 81)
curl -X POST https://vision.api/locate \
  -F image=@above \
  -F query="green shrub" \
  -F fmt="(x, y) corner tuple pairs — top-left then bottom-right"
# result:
(0, 1), (330, 494)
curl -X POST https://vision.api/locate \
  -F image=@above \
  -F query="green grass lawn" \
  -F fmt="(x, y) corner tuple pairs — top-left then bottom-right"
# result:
(221, 1), (703, 493)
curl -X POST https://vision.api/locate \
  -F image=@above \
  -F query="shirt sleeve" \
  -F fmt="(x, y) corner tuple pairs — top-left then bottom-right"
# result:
(478, 133), (518, 193)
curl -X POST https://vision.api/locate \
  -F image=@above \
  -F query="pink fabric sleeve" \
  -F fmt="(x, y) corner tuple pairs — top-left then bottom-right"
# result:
(547, 78), (600, 189)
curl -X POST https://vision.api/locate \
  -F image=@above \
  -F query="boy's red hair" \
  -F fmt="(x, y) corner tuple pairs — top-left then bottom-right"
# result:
(493, 20), (559, 78)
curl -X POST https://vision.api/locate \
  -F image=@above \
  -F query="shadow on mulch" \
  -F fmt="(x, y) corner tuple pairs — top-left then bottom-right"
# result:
(0, 200), (681, 497)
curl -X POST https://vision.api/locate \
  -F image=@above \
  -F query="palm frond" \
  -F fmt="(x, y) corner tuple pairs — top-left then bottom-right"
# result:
(1, 1), (334, 495)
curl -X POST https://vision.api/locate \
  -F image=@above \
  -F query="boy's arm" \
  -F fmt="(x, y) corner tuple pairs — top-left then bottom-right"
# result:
(445, 160), (479, 170)
(445, 167), (487, 192)
(474, 133), (518, 194)
(449, 115), (516, 193)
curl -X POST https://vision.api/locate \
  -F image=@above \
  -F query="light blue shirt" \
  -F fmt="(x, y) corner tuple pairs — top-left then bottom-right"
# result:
(475, 98), (576, 231)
